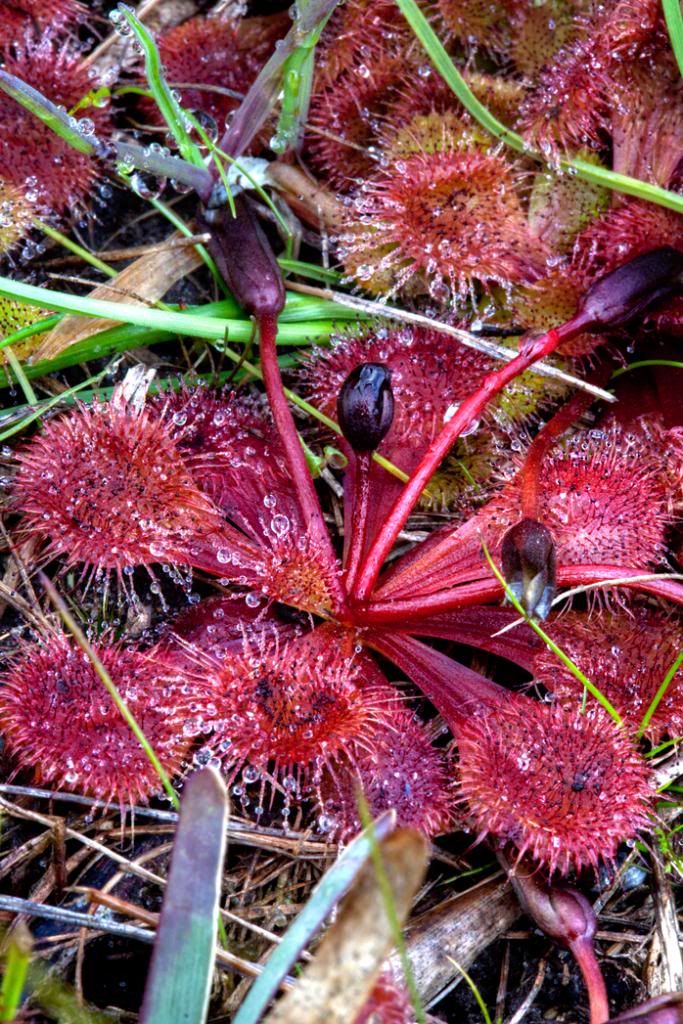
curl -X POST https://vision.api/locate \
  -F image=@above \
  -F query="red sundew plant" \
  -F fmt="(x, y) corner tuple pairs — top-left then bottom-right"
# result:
(571, 201), (683, 289)
(354, 971), (415, 1024)
(0, 631), (195, 806)
(515, 36), (611, 161)
(317, 707), (456, 840)
(307, 58), (403, 191)
(188, 625), (398, 802)
(480, 420), (674, 569)
(12, 245), (683, 876)
(166, 593), (305, 667)
(315, 0), (410, 86)
(435, 0), (510, 53)
(11, 383), (237, 591)
(0, 0), (86, 33)
(0, 178), (35, 254)
(150, 384), (343, 614)
(0, 36), (111, 214)
(340, 138), (546, 302)
(507, 0), (581, 76)
(535, 607), (683, 741)
(457, 699), (652, 876)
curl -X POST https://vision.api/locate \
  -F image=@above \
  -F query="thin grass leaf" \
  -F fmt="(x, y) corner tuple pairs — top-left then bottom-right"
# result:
(638, 652), (683, 739)
(481, 540), (625, 728)
(3, 347), (36, 405)
(118, 5), (205, 170)
(0, 67), (211, 198)
(0, 69), (97, 155)
(35, 220), (117, 280)
(0, 924), (31, 1022)
(663, 0), (683, 78)
(140, 768), (228, 1024)
(445, 957), (494, 1024)
(0, 368), (108, 442)
(0, 314), (60, 352)
(273, 0), (334, 155)
(233, 811), (396, 1024)
(611, 359), (683, 379)
(0, 276), (343, 344)
(219, 0), (342, 157)
(394, 0), (683, 215)
(40, 574), (180, 810)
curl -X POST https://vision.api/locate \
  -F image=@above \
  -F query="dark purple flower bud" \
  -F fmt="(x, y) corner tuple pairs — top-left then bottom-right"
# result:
(609, 994), (683, 1024)
(580, 247), (683, 330)
(196, 195), (285, 319)
(337, 363), (394, 453)
(501, 517), (556, 620)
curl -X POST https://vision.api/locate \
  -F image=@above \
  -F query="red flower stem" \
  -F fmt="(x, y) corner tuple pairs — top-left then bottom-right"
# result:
(258, 313), (346, 608)
(344, 451), (371, 594)
(352, 317), (587, 601)
(521, 386), (602, 520)
(570, 940), (609, 1024)
(359, 564), (683, 623)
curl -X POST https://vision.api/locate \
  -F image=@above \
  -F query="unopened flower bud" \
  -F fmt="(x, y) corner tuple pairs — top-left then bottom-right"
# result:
(505, 860), (596, 948)
(337, 363), (394, 453)
(197, 195), (285, 319)
(501, 517), (556, 620)
(580, 246), (683, 331)
(609, 994), (683, 1024)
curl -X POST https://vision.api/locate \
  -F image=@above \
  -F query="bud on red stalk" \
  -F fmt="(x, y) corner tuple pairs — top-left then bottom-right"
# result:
(501, 517), (556, 619)
(609, 995), (683, 1024)
(501, 853), (608, 1024)
(197, 195), (285, 318)
(337, 363), (394, 453)
(579, 246), (683, 331)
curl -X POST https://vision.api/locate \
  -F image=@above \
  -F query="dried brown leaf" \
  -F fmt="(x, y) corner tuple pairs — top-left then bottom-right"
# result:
(264, 828), (428, 1024)
(34, 242), (203, 361)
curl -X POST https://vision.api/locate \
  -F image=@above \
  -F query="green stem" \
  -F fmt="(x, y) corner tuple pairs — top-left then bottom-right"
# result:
(40, 574), (180, 810)
(395, 0), (683, 214)
(663, 0), (683, 78)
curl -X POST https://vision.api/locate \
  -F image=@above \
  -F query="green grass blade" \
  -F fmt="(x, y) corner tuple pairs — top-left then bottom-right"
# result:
(233, 812), (396, 1024)
(118, 4), (205, 170)
(611, 359), (683, 379)
(638, 651), (683, 739)
(395, 0), (683, 215)
(663, 0), (683, 77)
(0, 314), (60, 352)
(140, 768), (228, 1024)
(0, 276), (351, 346)
(3, 346), (37, 404)
(0, 69), (97, 155)
(445, 958), (493, 1024)
(0, 925), (32, 1021)
(35, 220), (117, 279)
(273, 0), (333, 155)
